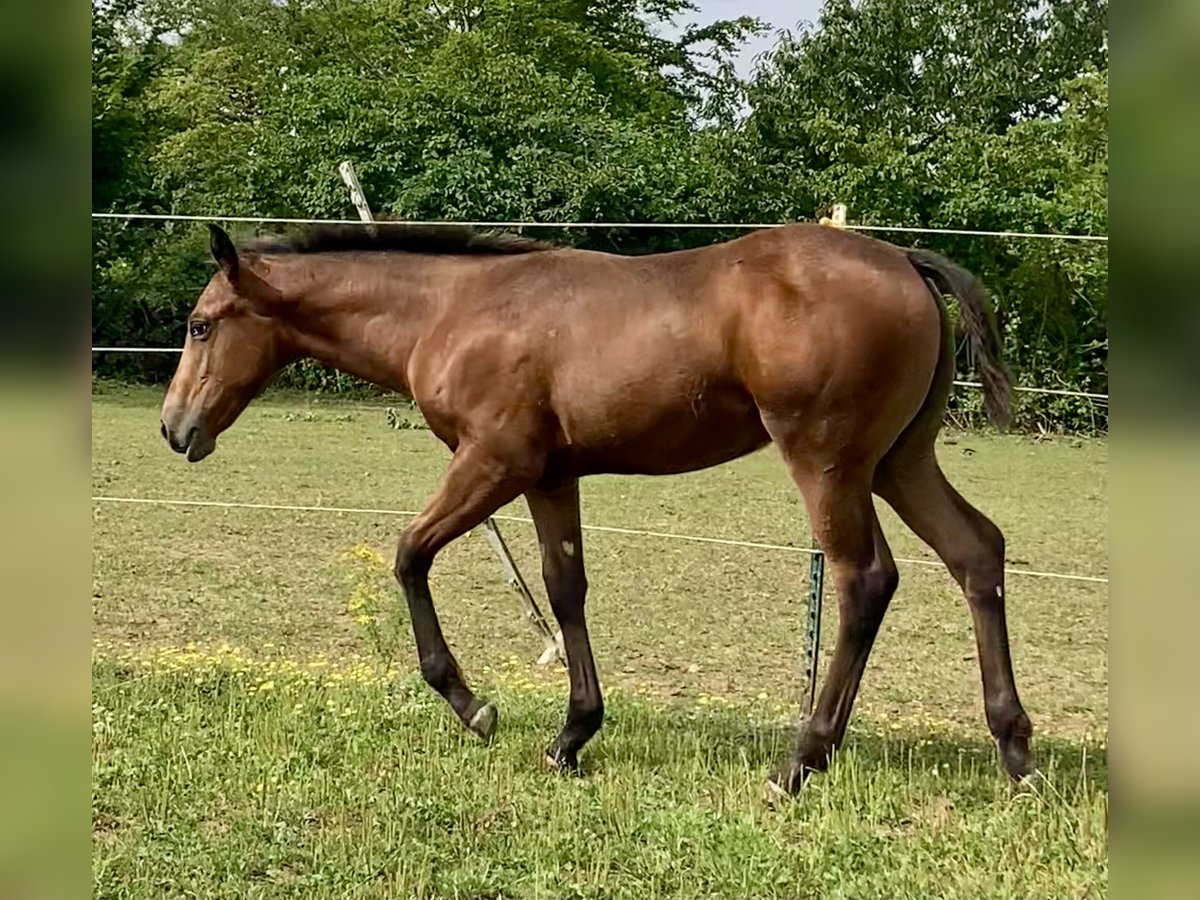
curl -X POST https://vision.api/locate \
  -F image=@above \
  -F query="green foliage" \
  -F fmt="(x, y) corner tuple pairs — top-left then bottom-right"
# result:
(91, 0), (1108, 428)
(740, 1), (1108, 411)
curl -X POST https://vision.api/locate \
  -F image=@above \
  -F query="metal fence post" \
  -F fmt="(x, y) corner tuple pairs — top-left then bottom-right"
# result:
(803, 538), (825, 716)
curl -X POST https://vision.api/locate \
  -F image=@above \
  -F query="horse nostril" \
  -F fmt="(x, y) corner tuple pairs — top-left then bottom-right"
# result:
(161, 419), (191, 454)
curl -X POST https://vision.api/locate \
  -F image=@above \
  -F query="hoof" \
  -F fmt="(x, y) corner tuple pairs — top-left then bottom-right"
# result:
(466, 702), (498, 742)
(543, 745), (581, 775)
(1014, 768), (1045, 793)
(998, 736), (1033, 782)
(765, 757), (815, 805)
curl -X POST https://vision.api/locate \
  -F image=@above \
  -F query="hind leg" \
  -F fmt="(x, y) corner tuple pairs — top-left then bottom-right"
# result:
(876, 451), (1034, 780)
(768, 462), (900, 795)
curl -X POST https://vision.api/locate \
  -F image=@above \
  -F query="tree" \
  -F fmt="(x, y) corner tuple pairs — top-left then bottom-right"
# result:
(92, 0), (759, 381)
(740, 0), (1108, 406)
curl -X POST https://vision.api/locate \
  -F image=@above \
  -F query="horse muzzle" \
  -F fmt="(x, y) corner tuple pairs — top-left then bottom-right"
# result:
(160, 418), (216, 462)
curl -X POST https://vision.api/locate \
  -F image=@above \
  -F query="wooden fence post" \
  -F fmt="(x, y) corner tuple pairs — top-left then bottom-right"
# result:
(337, 160), (565, 667)
(819, 202), (847, 228)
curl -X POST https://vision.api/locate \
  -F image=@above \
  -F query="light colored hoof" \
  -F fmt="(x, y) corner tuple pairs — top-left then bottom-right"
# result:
(467, 702), (498, 742)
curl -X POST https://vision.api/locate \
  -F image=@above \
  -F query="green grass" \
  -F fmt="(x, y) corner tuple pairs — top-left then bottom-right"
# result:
(91, 385), (1108, 898)
(93, 651), (1105, 900)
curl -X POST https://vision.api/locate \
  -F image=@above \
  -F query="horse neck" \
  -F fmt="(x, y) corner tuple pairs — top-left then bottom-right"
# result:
(281, 253), (445, 393)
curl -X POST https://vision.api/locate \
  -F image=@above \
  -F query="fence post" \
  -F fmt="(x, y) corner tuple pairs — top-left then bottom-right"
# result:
(819, 203), (847, 229)
(337, 160), (565, 667)
(337, 161), (377, 231)
(802, 184), (834, 693)
(803, 538), (825, 716)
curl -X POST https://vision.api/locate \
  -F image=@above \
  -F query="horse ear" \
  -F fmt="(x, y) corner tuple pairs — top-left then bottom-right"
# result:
(208, 224), (239, 280)
(208, 223), (287, 315)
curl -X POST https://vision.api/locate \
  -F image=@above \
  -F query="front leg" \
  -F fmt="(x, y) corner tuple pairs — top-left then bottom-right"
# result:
(394, 442), (538, 738)
(526, 480), (604, 772)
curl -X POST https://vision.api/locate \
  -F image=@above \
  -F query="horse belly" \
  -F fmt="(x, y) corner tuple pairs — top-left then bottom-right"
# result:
(553, 384), (770, 477)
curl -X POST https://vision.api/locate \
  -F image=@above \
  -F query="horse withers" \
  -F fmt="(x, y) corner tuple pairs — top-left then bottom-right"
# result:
(160, 222), (1032, 795)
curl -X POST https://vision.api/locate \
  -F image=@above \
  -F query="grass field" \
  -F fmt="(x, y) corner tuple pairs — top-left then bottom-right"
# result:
(92, 384), (1108, 898)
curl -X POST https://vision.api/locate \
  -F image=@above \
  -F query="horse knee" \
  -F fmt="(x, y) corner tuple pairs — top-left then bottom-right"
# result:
(394, 539), (431, 589)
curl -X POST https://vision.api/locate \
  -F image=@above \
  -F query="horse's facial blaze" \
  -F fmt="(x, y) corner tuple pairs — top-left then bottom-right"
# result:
(160, 274), (283, 462)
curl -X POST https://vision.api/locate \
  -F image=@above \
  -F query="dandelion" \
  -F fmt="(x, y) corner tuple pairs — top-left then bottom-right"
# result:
(258, 680), (275, 692)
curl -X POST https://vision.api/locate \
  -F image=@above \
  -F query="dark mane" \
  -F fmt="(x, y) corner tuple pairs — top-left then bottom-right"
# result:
(245, 223), (553, 257)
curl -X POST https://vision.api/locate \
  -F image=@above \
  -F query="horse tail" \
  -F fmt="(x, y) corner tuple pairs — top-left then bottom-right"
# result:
(906, 248), (1011, 429)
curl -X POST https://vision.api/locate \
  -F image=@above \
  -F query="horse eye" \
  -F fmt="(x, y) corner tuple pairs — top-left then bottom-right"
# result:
(189, 321), (211, 340)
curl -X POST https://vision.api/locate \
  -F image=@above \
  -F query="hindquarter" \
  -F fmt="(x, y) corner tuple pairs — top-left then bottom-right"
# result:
(734, 228), (943, 468)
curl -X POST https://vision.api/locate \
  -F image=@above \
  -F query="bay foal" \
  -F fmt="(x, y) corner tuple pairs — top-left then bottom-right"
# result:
(161, 222), (1033, 793)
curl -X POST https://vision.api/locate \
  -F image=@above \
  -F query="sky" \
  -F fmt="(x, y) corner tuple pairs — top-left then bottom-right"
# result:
(681, 0), (827, 78)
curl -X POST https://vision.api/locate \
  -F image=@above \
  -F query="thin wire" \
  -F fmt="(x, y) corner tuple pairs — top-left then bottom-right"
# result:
(90, 211), (1108, 242)
(847, 223), (1108, 242)
(92, 347), (182, 353)
(952, 380), (1107, 401)
(91, 212), (782, 229)
(87, 347), (1108, 400)
(90, 495), (1109, 585)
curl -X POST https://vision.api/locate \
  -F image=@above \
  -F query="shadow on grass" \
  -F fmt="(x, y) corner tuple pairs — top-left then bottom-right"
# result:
(97, 657), (1107, 798)
(581, 700), (1108, 795)
(377, 674), (1107, 796)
